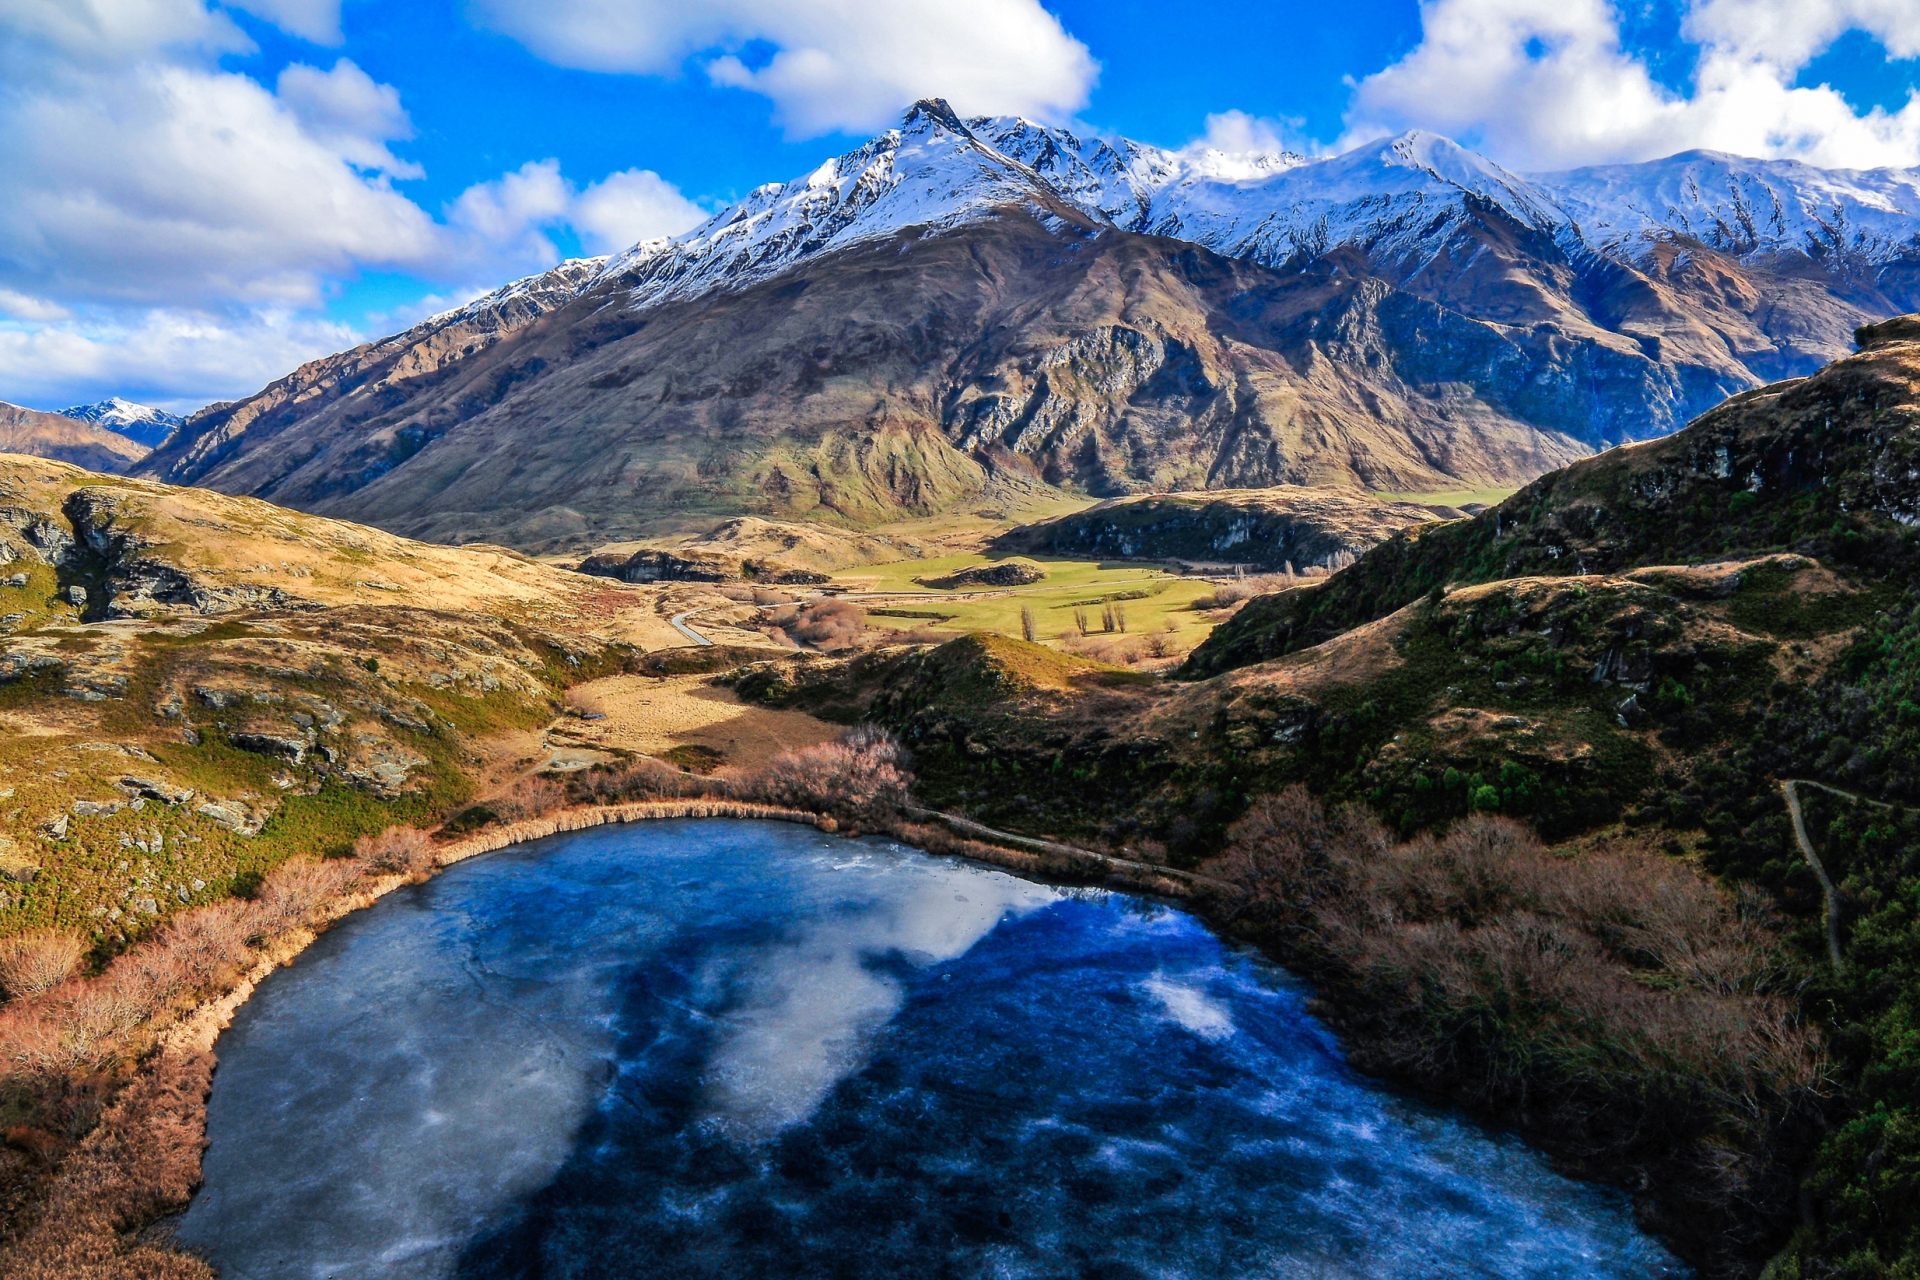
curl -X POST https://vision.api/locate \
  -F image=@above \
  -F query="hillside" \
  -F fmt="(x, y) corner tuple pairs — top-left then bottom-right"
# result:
(1186, 315), (1920, 676)
(0, 455), (764, 950)
(992, 486), (1457, 569)
(1, 404), (148, 474)
(136, 104), (1917, 549)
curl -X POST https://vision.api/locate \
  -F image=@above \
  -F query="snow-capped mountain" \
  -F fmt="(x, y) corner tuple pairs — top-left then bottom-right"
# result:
(590, 100), (1920, 313)
(1541, 151), (1920, 266)
(59, 398), (184, 449)
(140, 99), (1920, 549)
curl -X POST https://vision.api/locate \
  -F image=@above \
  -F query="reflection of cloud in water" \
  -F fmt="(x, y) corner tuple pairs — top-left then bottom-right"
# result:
(1141, 972), (1236, 1041)
(703, 861), (1056, 1135)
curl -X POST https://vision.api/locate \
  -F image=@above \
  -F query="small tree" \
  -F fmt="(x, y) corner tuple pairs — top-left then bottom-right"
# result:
(0, 928), (86, 1000)
(1073, 608), (1090, 635)
(1020, 607), (1037, 643)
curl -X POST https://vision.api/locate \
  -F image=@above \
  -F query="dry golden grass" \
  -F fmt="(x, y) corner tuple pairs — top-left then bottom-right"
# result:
(558, 674), (837, 773)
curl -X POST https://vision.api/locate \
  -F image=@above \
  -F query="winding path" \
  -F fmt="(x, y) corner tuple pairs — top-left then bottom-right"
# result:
(1780, 778), (1910, 973)
(668, 610), (713, 647)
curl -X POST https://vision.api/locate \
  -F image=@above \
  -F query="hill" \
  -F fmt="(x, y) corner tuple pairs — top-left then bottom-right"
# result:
(136, 104), (1918, 549)
(992, 486), (1457, 570)
(1185, 315), (1920, 676)
(0, 454), (750, 952)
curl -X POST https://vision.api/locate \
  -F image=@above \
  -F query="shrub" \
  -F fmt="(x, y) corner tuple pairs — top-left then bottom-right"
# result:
(354, 826), (437, 880)
(781, 599), (867, 651)
(489, 776), (568, 823)
(1212, 788), (1824, 1272)
(247, 857), (360, 938)
(745, 725), (912, 824)
(578, 757), (726, 805)
(0, 929), (87, 1001)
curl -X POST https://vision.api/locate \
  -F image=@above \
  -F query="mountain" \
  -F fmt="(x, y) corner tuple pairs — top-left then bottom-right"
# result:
(0, 399), (149, 473)
(140, 102), (1920, 549)
(57, 398), (185, 449)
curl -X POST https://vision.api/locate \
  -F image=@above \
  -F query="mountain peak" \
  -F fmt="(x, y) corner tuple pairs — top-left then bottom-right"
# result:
(58, 397), (184, 449)
(902, 97), (971, 136)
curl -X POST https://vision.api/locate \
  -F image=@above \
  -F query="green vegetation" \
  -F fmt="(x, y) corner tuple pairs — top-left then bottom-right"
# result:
(831, 553), (1218, 651)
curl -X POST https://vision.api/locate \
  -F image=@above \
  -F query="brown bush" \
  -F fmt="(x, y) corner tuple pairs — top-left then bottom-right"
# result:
(490, 776), (568, 823)
(149, 906), (252, 996)
(0, 1051), (217, 1279)
(247, 857), (360, 938)
(1212, 787), (1824, 1271)
(578, 756), (728, 805)
(781, 598), (866, 651)
(744, 725), (912, 824)
(0, 930), (86, 1001)
(355, 826), (437, 880)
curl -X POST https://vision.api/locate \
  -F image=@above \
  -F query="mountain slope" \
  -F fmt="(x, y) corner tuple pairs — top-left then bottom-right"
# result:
(140, 103), (1920, 548)
(1185, 314), (1920, 675)
(1, 401), (149, 473)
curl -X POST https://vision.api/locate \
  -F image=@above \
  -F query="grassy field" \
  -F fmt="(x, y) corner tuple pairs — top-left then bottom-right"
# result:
(831, 552), (1223, 653)
(1370, 485), (1517, 509)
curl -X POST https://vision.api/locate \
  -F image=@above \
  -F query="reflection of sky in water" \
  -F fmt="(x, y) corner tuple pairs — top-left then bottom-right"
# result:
(178, 820), (1687, 1280)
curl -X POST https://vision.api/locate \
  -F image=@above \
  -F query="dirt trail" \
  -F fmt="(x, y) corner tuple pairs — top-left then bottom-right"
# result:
(1779, 778), (1912, 972)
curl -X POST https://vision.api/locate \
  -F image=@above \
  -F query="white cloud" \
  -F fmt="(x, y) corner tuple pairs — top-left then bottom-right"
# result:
(572, 169), (707, 253)
(469, 0), (1098, 137)
(276, 59), (421, 177)
(225, 0), (342, 45)
(1344, 0), (1920, 170)
(0, 307), (362, 413)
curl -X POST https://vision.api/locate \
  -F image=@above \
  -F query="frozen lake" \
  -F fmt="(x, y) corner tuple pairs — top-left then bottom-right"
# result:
(177, 819), (1685, 1279)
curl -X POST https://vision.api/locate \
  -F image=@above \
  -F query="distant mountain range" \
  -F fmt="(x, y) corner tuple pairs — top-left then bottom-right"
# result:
(0, 399), (150, 473)
(58, 398), (184, 449)
(135, 100), (1920, 549)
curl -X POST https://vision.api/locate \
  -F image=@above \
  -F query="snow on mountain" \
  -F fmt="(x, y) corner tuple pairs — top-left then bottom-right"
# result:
(601, 100), (1083, 309)
(1539, 151), (1920, 265)
(59, 397), (184, 449)
(424, 256), (608, 330)
(590, 99), (1920, 317)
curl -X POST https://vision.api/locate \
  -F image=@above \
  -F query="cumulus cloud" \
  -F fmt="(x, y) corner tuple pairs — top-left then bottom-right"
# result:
(0, 0), (705, 409)
(469, 0), (1098, 137)
(1344, 0), (1920, 170)
(571, 169), (709, 254)
(0, 307), (362, 413)
(225, 0), (342, 45)
(276, 58), (421, 177)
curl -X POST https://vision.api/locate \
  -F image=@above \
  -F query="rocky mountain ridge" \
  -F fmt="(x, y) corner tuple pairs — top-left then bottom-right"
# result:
(57, 398), (184, 450)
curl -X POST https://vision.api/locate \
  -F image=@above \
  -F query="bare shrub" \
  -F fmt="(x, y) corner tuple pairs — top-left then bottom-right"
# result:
(150, 906), (252, 996)
(248, 857), (359, 937)
(490, 777), (568, 823)
(1211, 785), (1824, 1257)
(354, 826), (437, 880)
(0, 929), (87, 1000)
(782, 599), (866, 651)
(745, 725), (912, 824)
(579, 756), (726, 805)
(0, 1050), (219, 1279)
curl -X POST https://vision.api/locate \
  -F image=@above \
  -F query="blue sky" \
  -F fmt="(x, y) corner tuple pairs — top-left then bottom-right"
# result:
(1, 0), (1917, 413)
